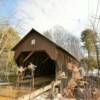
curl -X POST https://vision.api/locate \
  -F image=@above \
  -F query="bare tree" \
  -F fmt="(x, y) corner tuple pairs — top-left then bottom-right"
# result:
(44, 25), (81, 60)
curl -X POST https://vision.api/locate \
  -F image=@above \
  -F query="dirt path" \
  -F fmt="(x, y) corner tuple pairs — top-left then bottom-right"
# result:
(0, 86), (31, 100)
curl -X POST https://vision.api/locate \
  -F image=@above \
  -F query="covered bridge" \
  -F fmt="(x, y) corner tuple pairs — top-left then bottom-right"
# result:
(12, 28), (80, 94)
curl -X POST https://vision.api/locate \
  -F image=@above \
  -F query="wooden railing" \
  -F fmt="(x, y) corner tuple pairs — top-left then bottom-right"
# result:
(17, 80), (61, 100)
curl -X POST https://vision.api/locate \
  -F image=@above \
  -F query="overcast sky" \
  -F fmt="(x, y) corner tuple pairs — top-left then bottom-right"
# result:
(0, 0), (100, 38)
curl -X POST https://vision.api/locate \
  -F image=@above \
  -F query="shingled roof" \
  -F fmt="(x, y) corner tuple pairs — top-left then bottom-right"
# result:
(12, 28), (80, 62)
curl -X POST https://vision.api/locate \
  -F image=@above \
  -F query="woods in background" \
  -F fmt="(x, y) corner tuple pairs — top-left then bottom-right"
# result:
(81, 28), (100, 77)
(0, 23), (20, 81)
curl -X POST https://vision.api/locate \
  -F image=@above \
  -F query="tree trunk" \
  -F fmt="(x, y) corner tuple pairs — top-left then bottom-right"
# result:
(87, 50), (91, 78)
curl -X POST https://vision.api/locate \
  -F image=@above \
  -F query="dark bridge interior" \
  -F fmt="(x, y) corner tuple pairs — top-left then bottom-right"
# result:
(17, 51), (56, 88)
(28, 51), (56, 78)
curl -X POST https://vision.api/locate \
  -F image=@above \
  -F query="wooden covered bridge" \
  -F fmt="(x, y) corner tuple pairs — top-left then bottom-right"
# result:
(12, 28), (80, 97)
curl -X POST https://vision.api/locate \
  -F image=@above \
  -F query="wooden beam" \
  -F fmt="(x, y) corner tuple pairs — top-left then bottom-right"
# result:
(41, 57), (49, 64)
(16, 79), (32, 84)
(23, 52), (34, 63)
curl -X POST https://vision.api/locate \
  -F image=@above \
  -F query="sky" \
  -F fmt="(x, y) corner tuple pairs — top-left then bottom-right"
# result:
(0, 0), (100, 38)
